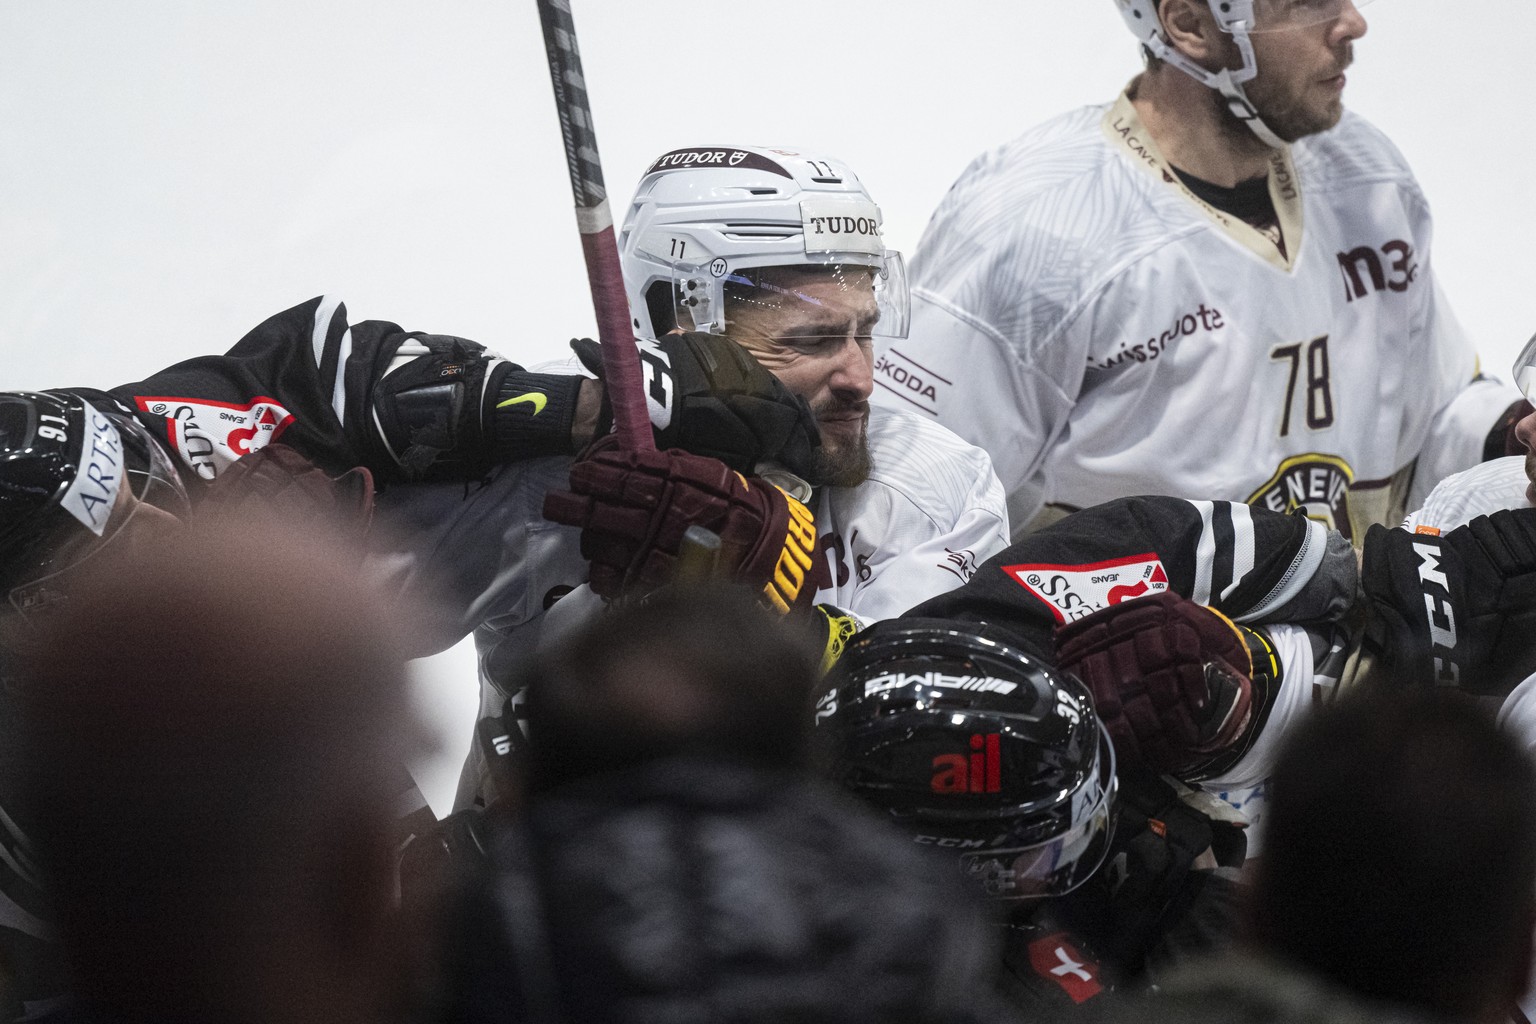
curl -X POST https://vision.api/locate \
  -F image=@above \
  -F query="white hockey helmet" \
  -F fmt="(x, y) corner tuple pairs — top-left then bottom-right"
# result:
(1113, 0), (1373, 149)
(618, 145), (908, 342)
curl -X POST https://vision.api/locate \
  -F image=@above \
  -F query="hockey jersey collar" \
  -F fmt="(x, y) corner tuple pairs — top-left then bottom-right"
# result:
(1100, 90), (1304, 273)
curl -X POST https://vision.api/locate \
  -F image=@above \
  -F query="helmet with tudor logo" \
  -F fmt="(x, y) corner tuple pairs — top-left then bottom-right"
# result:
(0, 390), (189, 623)
(817, 617), (1116, 900)
(617, 144), (909, 343)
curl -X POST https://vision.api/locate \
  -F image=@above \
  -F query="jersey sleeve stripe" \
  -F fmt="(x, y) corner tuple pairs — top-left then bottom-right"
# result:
(1220, 502), (1257, 603)
(331, 326), (354, 425)
(309, 295), (349, 426)
(1190, 499), (1217, 605)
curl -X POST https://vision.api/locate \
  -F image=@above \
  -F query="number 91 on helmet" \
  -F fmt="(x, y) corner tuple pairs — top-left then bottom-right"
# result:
(814, 619), (1117, 901)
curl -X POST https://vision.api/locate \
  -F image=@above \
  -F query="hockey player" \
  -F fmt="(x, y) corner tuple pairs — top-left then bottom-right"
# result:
(897, 494), (1359, 789)
(0, 301), (819, 1021)
(819, 495), (1536, 1013)
(538, 145), (1010, 656)
(817, 619), (1246, 1013)
(876, 0), (1525, 540)
(456, 145), (1010, 808)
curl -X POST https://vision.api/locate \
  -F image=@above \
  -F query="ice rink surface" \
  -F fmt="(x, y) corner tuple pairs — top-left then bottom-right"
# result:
(3, 1), (1532, 812)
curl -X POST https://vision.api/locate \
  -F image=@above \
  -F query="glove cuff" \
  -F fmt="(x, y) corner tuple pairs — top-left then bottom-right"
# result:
(1184, 624), (1282, 782)
(488, 369), (587, 460)
(749, 486), (819, 615)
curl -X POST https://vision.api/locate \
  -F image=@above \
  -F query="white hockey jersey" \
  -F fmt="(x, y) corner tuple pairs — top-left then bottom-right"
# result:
(809, 404), (1010, 624)
(877, 90), (1512, 542)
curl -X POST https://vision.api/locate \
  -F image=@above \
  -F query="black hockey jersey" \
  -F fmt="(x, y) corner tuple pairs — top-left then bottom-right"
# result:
(906, 495), (1357, 659)
(1, 296), (589, 1022)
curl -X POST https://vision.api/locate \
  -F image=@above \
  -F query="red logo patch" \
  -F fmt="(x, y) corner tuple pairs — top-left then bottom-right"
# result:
(1026, 934), (1103, 1003)
(1002, 552), (1169, 625)
(134, 394), (295, 481)
(931, 733), (1001, 794)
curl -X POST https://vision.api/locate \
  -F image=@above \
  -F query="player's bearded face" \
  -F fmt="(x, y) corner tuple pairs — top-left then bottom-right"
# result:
(725, 266), (877, 488)
(1220, 5), (1365, 142)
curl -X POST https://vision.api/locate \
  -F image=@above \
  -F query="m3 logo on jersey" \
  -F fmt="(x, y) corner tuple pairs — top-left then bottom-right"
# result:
(932, 733), (1002, 794)
(1003, 553), (1169, 624)
(135, 395), (295, 480)
(1247, 453), (1356, 540)
(1338, 239), (1417, 302)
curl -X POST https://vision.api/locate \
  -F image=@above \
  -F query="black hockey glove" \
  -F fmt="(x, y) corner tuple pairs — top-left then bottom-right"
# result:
(1359, 509), (1536, 695)
(572, 333), (821, 477)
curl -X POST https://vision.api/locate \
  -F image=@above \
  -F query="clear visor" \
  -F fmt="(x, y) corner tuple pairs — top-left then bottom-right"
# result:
(1244, 0), (1375, 33)
(6, 413), (188, 623)
(675, 252), (909, 342)
(957, 727), (1118, 900)
(1513, 332), (1536, 406)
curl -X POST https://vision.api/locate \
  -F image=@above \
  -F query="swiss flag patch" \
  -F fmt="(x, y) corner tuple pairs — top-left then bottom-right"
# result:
(1002, 552), (1169, 625)
(1026, 933), (1104, 1003)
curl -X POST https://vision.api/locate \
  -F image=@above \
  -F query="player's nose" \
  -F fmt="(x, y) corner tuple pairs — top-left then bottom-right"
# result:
(1516, 408), (1536, 455)
(1335, 0), (1367, 40)
(829, 336), (874, 401)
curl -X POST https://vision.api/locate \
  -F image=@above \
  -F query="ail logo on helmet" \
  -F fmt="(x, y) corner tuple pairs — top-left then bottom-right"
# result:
(932, 733), (1001, 795)
(1003, 552), (1169, 625)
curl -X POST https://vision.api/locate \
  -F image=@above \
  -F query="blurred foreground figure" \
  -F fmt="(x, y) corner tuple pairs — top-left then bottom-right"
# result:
(437, 584), (1013, 1024)
(1112, 690), (1536, 1024)
(16, 512), (427, 1024)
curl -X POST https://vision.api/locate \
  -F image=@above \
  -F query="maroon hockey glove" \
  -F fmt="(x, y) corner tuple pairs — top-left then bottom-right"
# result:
(1053, 591), (1254, 777)
(198, 443), (375, 528)
(543, 438), (818, 612)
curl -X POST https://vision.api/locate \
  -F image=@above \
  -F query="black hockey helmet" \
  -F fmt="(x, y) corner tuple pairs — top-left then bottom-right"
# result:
(0, 390), (189, 620)
(816, 617), (1116, 900)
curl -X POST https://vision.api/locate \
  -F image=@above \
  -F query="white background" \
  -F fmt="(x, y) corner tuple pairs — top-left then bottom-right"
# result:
(4, 1), (1532, 811)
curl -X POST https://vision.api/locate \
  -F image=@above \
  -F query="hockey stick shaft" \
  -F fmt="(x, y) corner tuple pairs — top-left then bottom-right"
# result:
(535, 0), (653, 451)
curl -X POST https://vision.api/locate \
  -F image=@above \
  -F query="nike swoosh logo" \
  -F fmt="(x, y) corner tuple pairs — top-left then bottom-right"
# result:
(496, 392), (547, 415)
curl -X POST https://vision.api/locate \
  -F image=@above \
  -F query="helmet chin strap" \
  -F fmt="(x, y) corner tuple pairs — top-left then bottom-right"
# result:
(1143, 17), (1288, 150)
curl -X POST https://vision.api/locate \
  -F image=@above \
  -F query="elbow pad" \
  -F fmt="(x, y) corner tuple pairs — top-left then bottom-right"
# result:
(370, 334), (583, 480)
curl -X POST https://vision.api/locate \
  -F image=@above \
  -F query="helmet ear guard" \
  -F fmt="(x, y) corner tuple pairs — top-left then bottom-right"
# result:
(816, 618), (1118, 900)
